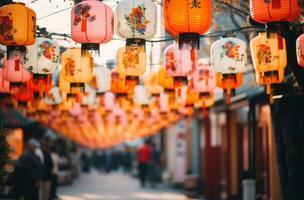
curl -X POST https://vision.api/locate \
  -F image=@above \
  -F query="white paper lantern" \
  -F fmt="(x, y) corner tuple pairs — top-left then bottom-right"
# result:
(115, 0), (157, 40)
(133, 85), (150, 106)
(211, 37), (247, 74)
(44, 87), (63, 105)
(95, 66), (111, 94)
(25, 37), (59, 75)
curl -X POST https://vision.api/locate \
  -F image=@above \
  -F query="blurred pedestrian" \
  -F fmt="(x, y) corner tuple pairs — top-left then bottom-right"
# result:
(41, 140), (54, 200)
(148, 142), (161, 188)
(137, 140), (151, 187)
(50, 146), (60, 200)
(14, 139), (43, 200)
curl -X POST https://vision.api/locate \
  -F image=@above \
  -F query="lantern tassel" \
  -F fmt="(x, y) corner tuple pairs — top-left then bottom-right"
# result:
(15, 59), (20, 71)
(81, 18), (87, 32)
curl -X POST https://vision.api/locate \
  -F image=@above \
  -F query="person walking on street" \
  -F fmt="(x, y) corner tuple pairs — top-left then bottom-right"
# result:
(15, 139), (43, 200)
(148, 142), (161, 188)
(137, 140), (151, 188)
(41, 140), (54, 200)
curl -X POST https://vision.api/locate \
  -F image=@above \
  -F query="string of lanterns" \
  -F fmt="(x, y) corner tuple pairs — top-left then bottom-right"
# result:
(0, 0), (303, 148)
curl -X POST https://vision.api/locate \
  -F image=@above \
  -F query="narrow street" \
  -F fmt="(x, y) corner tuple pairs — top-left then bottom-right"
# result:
(59, 172), (191, 200)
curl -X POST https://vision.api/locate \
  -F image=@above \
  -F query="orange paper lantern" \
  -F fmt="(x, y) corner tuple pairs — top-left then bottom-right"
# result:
(250, 0), (300, 24)
(164, 0), (212, 49)
(0, 3), (36, 55)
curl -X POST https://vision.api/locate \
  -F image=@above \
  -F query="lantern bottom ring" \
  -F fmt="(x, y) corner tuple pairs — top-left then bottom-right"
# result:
(82, 43), (100, 55)
(126, 38), (146, 49)
(178, 33), (200, 50)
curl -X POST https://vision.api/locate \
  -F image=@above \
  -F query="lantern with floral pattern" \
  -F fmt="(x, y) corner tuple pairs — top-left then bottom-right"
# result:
(211, 37), (247, 102)
(144, 70), (164, 96)
(115, 0), (157, 49)
(24, 37), (59, 77)
(0, 3), (36, 56)
(71, 0), (114, 53)
(250, 32), (287, 99)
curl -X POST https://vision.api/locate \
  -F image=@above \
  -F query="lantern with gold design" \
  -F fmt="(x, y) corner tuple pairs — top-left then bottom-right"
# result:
(117, 45), (146, 86)
(61, 48), (94, 98)
(211, 37), (247, 103)
(250, 32), (287, 100)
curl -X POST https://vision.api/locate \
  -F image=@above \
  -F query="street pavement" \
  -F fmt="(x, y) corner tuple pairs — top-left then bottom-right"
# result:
(58, 171), (192, 200)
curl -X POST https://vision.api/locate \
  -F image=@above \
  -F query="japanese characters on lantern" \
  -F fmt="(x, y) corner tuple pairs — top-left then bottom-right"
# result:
(71, 0), (114, 53)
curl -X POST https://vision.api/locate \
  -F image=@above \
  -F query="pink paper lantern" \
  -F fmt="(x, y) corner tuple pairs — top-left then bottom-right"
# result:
(104, 92), (115, 112)
(164, 43), (196, 86)
(71, 0), (114, 53)
(296, 34), (304, 68)
(2, 50), (32, 89)
(192, 58), (216, 94)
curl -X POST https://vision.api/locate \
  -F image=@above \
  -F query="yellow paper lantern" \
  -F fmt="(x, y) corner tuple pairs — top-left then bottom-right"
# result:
(250, 32), (287, 99)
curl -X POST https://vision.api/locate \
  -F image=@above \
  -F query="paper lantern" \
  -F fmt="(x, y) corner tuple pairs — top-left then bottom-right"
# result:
(144, 70), (164, 96)
(0, 2), (36, 56)
(185, 88), (199, 107)
(104, 91), (115, 112)
(194, 91), (215, 108)
(157, 66), (174, 92)
(296, 34), (304, 68)
(117, 45), (146, 85)
(61, 48), (94, 94)
(164, 43), (196, 86)
(192, 58), (216, 109)
(250, 0), (300, 24)
(94, 66), (111, 94)
(71, 0), (114, 53)
(2, 51), (31, 89)
(133, 85), (150, 106)
(193, 58), (216, 94)
(59, 71), (71, 98)
(163, 0), (212, 49)
(250, 32), (287, 99)
(115, 0), (157, 47)
(24, 37), (59, 77)
(110, 70), (133, 95)
(159, 93), (169, 114)
(44, 87), (62, 106)
(211, 37), (247, 102)
(13, 85), (33, 107)
(27, 74), (52, 98)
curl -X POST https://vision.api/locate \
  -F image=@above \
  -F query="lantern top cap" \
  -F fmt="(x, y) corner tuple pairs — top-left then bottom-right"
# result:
(4, 2), (26, 6)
